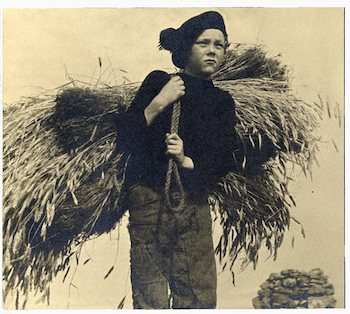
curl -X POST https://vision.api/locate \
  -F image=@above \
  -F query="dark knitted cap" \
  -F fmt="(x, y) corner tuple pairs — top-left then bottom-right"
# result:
(159, 11), (228, 69)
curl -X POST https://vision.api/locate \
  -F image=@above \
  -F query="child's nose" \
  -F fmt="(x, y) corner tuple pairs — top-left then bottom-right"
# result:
(207, 44), (216, 54)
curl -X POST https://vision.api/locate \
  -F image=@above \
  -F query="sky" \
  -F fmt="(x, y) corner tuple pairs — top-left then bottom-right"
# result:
(2, 4), (347, 312)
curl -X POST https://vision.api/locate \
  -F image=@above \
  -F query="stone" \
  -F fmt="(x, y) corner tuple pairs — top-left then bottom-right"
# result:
(297, 299), (309, 308)
(260, 296), (271, 308)
(270, 293), (296, 308)
(252, 297), (261, 309)
(268, 273), (281, 281)
(297, 276), (310, 285)
(324, 288), (335, 296)
(298, 284), (312, 291)
(309, 277), (327, 284)
(273, 285), (291, 294)
(281, 269), (296, 275)
(324, 283), (334, 290)
(289, 290), (307, 300)
(281, 269), (300, 277)
(308, 295), (336, 308)
(257, 289), (270, 298)
(308, 286), (327, 296)
(282, 277), (297, 288)
(270, 279), (281, 287)
(260, 282), (271, 290)
(309, 268), (323, 276)
(252, 296), (270, 309)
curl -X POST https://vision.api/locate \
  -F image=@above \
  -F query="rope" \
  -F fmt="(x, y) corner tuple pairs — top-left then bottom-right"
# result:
(164, 100), (185, 211)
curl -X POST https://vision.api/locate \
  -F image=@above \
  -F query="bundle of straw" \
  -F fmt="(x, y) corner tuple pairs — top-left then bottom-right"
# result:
(3, 44), (321, 306)
(213, 43), (289, 82)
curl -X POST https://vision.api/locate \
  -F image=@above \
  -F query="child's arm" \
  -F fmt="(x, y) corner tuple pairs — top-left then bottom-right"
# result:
(119, 70), (170, 152)
(144, 75), (185, 125)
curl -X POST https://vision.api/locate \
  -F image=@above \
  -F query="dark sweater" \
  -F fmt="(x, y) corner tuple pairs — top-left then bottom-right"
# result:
(119, 70), (237, 195)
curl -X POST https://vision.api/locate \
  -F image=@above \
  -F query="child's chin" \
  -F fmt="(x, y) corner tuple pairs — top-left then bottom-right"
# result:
(201, 69), (216, 77)
(203, 65), (218, 74)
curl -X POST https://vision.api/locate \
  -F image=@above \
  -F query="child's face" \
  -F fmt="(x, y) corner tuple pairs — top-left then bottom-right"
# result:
(184, 29), (226, 80)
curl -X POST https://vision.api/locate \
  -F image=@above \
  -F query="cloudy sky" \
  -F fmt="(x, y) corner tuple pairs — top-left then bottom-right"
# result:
(2, 4), (346, 311)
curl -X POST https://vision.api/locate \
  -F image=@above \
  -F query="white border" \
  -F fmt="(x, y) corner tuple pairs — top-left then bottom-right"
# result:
(1, 0), (349, 313)
(0, 0), (348, 9)
(345, 2), (349, 309)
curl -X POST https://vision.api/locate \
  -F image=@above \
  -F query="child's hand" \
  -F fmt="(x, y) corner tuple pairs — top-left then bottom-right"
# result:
(144, 76), (184, 125)
(165, 132), (185, 164)
(165, 133), (194, 169)
(155, 76), (185, 109)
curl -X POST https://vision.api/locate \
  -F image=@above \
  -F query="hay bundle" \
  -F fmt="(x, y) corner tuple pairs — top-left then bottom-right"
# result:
(3, 44), (321, 306)
(2, 85), (136, 305)
(213, 43), (289, 81)
(210, 79), (320, 275)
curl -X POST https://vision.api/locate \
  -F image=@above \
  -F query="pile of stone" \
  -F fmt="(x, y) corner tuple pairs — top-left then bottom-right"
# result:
(252, 268), (336, 308)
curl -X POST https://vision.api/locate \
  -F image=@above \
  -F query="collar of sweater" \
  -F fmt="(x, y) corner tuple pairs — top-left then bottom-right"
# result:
(179, 72), (214, 89)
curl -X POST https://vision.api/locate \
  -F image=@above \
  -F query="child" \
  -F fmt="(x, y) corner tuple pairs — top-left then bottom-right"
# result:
(120, 11), (237, 309)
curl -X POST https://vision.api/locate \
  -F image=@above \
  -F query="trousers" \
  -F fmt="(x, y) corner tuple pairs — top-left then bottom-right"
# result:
(125, 185), (217, 309)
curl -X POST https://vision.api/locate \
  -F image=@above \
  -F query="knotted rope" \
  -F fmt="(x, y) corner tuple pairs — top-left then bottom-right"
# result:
(164, 100), (185, 211)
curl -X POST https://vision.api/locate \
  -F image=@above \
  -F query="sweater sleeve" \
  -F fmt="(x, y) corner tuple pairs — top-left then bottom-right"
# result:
(118, 70), (170, 153)
(189, 91), (237, 185)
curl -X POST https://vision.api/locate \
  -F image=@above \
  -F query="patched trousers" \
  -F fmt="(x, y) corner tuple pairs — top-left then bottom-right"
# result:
(125, 185), (217, 309)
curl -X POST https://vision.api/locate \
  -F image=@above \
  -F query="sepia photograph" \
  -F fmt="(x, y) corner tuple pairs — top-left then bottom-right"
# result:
(2, 2), (346, 311)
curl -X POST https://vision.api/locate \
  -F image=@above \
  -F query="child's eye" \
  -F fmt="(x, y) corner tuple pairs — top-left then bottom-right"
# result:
(196, 41), (208, 47)
(215, 43), (225, 49)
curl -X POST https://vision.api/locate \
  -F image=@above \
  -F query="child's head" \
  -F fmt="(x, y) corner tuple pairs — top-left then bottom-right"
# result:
(159, 11), (229, 78)
(184, 28), (226, 79)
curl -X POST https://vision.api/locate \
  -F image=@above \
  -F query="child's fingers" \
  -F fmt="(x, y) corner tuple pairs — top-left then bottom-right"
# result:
(165, 133), (181, 140)
(166, 145), (182, 153)
(172, 133), (181, 140)
(166, 144), (181, 151)
(166, 138), (181, 145)
(167, 150), (181, 156)
(171, 75), (184, 84)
